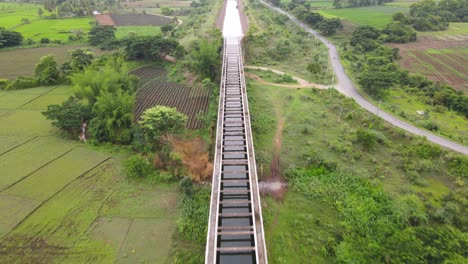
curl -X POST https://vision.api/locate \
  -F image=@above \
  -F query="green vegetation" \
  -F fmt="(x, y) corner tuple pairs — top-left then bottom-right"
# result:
(246, 0), (332, 84)
(341, 24), (468, 142)
(247, 78), (468, 263)
(115, 26), (162, 39)
(246, 68), (298, 84)
(319, 6), (409, 29)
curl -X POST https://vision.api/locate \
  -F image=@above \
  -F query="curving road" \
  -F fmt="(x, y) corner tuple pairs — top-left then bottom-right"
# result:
(258, 0), (468, 155)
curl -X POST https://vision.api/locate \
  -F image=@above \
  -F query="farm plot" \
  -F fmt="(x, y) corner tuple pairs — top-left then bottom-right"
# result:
(319, 6), (409, 29)
(389, 31), (468, 93)
(0, 2), (52, 29)
(95, 13), (173, 26)
(0, 46), (102, 80)
(130, 65), (167, 86)
(132, 68), (210, 129)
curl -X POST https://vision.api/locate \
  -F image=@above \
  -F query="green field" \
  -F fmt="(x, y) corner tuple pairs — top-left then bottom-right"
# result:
(319, 5), (409, 28)
(0, 2), (52, 28)
(116, 25), (162, 38)
(0, 46), (103, 80)
(0, 2), (92, 41)
(0, 85), (180, 263)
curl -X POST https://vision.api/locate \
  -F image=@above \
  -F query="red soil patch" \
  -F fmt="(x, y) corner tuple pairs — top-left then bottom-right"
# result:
(170, 136), (213, 182)
(388, 35), (468, 93)
(94, 14), (116, 26)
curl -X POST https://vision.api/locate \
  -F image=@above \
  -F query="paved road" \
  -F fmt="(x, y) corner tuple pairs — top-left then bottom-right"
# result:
(259, 0), (468, 155)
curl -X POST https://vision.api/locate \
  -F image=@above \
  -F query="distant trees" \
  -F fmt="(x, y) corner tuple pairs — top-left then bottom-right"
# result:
(102, 36), (182, 61)
(88, 25), (116, 46)
(333, 0), (395, 8)
(0, 28), (23, 48)
(316, 18), (343, 36)
(190, 39), (221, 80)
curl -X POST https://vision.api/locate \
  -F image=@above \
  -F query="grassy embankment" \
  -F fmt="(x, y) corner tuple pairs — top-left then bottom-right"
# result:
(0, 85), (181, 263)
(246, 1), (467, 262)
(248, 77), (467, 263)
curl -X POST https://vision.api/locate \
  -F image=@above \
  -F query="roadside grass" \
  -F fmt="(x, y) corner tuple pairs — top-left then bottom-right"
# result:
(245, 0), (332, 84)
(0, 46), (103, 80)
(247, 78), (456, 200)
(318, 6), (409, 29)
(116, 25), (162, 39)
(263, 193), (337, 263)
(382, 88), (468, 144)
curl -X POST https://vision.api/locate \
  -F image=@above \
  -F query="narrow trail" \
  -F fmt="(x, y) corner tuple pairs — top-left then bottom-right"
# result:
(259, 0), (468, 155)
(245, 66), (329, 89)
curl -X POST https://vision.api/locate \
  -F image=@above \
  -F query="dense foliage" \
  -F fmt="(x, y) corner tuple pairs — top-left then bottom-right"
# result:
(333, 0), (394, 8)
(0, 27), (22, 48)
(42, 97), (92, 136)
(102, 36), (182, 61)
(290, 5), (343, 36)
(33, 55), (60, 85)
(392, 0), (468, 31)
(286, 166), (468, 263)
(88, 25), (116, 46)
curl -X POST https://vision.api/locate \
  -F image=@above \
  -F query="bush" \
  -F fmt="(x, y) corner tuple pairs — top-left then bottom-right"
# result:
(34, 55), (60, 85)
(42, 97), (93, 136)
(124, 155), (153, 178)
(0, 79), (11, 90)
(355, 128), (378, 151)
(40, 38), (50, 44)
(6, 76), (38, 90)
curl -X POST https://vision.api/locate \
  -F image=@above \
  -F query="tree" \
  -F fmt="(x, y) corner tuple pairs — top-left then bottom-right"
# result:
(161, 23), (175, 35)
(161, 7), (173, 16)
(191, 39), (221, 80)
(88, 25), (116, 46)
(358, 70), (395, 98)
(139, 106), (187, 145)
(356, 128), (378, 151)
(382, 22), (417, 43)
(307, 62), (322, 75)
(88, 91), (134, 143)
(34, 55), (60, 85)
(21, 18), (31, 24)
(69, 48), (94, 71)
(0, 28), (23, 48)
(42, 97), (93, 136)
(316, 18), (343, 36)
(38, 8), (44, 18)
(71, 61), (138, 105)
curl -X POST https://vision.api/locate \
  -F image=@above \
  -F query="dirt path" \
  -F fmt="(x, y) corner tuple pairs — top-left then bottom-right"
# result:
(259, 98), (287, 200)
(245, 66), (329, 89)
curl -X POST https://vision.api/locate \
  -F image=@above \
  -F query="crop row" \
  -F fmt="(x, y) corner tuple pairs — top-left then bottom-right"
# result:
(130, 66), (168, 87)
(134, 77), (210, 129)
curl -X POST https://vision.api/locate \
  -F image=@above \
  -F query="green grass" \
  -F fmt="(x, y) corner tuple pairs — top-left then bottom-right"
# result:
(382, 88), (468, 144)
(319, 6), (409, 29)
(263, 192), (337, 263)
(246, 68), (298, 84)
(0, 84), (181, 263)
(0, 137), (77, 190)
(13, 17), (93, 41)
(4, 147), (109, 200)
(0, 2), (52, 29)
(115, 25), (162, 39)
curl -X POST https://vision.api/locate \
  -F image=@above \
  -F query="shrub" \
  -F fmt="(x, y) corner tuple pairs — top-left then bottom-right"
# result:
(40, 38), (50, 44)
(355, 128), (378, 151)
(34, 55), (60, 85)
(7, 76), (38, 90)
(42, 97), (93, 136)
(0, 79), (11, 90)
(124, 155), (153, 178)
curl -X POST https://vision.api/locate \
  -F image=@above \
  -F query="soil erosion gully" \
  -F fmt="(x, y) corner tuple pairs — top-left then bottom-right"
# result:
(205, 1), (268, 263)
